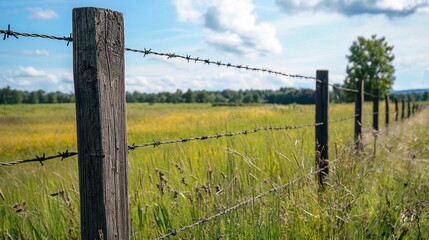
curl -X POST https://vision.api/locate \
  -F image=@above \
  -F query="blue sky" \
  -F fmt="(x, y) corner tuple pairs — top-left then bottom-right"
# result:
(1, 0), (428, 93)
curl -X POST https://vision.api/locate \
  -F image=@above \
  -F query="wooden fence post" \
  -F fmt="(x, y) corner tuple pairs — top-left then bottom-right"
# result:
(315, 70), (329, 188)
(394, 98), (398, 121)
(354, 79), (364, 151)
(73, 7), (130, 240)
(372, 89), (379, 131)
(385, 95), (389, 127)
(407, 98), (411, 118)
(401, 99), (405, 120)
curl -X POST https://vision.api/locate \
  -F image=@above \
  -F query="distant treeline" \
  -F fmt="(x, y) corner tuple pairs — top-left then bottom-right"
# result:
(0, 86), (428, 105)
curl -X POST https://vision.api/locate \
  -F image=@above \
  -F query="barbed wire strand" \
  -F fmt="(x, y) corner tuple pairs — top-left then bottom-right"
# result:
(1, 26), (319, 82)
(0, 150), (77, 167)
(329, 84), (359, 93)
(329, 114), (360, 124)
(128, 122), (323, 150)
(363, 91), (377, 98)
(1, 25), (72, 45)
(154, 166), (326, 240)
(124, 47), (321, 82)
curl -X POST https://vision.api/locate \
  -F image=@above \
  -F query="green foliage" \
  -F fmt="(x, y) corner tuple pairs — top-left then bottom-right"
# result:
(344, 35), (395, 101)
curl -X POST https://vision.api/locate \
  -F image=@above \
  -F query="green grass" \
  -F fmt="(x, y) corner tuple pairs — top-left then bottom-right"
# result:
(0, 103), (428, 239)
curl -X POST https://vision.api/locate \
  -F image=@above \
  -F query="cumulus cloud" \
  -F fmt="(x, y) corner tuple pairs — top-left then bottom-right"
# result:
(172, 0), (282, 57)
(173, 0), (202, 22)
(0, 66), (73, 92)
(276, 0), (429, 17)
(21, 50), (50, 56)
(28, 7), (59, 20)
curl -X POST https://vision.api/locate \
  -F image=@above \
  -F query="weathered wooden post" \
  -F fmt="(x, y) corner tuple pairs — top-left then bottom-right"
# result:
(401, 99), (405, 120)
(407, 98), (411, 118)
(385, 95), (390, 127)
(73, 7), (130, 240)
(354, 79), (364, 151)
(315, 70), (329, 188)
(372, 89), (379, 131)
(394, 98), (398, 121)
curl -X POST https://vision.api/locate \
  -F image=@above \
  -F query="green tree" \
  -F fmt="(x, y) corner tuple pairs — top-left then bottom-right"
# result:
(344, 35), (395, 101)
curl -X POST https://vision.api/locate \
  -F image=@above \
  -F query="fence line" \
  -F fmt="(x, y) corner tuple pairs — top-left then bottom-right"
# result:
(129, 122), (322, 150)
(1, 25), (72, 45)
(0, 114), (360, 167)
(1, 15), (425, 240)
(153, 166), (327, 240)
(125, 47), (320, 81)
(0, 150), (77, 167)
(0, 26), (319, 82)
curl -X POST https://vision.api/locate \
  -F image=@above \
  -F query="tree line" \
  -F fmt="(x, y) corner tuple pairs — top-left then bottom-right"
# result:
(0, 86), (427, 105)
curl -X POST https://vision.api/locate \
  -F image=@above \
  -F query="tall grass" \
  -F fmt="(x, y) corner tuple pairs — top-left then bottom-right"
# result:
(0, 103), (427, 239)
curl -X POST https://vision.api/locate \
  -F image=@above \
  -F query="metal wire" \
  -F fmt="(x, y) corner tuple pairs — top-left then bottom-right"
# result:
(154, 167), (325, 240)
(0, 150), (77, 167)
(128, 122), (323, 150)
(363, 91), (377, 98)
(329, 83), (358, 93)
(329, 114), (360, 124)
(1, 25), (72, 45)
(125, 47), (320, 82)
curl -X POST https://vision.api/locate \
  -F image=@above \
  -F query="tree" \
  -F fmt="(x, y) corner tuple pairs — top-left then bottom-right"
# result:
(344, 35), (395, 101)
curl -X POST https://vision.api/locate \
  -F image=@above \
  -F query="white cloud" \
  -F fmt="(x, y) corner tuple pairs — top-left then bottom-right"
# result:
(275, 0), (429, 17)
(172, 0), (202, 22)
(21, 50), (50, 56)
(172, 0), (282, 57)
(28, 7), (59, 20)
(0, 66), (73, 91)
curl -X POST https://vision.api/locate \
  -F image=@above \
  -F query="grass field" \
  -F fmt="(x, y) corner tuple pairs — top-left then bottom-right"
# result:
(0, 103), (428, 239)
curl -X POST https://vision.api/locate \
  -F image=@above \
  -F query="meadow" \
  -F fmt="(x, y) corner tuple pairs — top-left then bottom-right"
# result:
(0, 102), (428, 239)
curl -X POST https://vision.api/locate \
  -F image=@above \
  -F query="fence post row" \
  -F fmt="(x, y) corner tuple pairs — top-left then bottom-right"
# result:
(372, 89), (379, 131)
(73, 7), (130, 240)
(315, 70), (329, 188)
(354, 79), (364, 151)
(401, 99), (405, 120)
(385, 95), (389, 127)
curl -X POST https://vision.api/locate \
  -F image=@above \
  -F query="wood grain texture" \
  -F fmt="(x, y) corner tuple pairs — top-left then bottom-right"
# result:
(72, 7), (129, 240)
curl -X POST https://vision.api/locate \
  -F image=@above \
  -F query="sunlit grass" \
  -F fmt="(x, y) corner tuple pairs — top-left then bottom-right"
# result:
(0, 103), (428, 239)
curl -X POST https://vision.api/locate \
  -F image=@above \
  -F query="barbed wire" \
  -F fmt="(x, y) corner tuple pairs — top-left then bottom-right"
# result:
(125, 47), (320, 82)
(329, 84), (359, 93)
(0, 150), (77, 167)
(128, 122), (323, 150)
(154, 166), (326, 240)
(363, 91), (377, 98)
(0, 25), (72, 45)
(329, 114), (360, 124)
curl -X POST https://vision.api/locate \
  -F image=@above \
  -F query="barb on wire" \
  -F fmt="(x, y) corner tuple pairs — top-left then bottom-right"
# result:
(329, 114), (360, 124)
(154, 167), (326, 240)
(0, 25), (72, 45)
(124, 47), (320, 82)
(0, 150), (78, 167)
(128, 122), (323, 150)
(329, 83), (359, 93)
